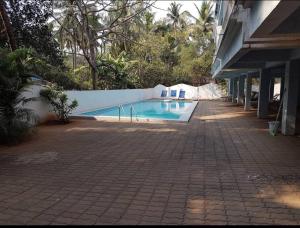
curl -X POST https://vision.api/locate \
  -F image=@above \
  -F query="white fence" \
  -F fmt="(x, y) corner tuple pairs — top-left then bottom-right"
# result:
(22, 83), (224, 121)
(66, 83), (224, 114)
(152, 83), (224, 100)
(21, 84), (51, 123)
(65, 88), (153, 114)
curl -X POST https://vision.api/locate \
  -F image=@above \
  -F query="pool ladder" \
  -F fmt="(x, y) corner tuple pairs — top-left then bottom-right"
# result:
(118, 104), (138, 122)
(118, 104), (125, 121)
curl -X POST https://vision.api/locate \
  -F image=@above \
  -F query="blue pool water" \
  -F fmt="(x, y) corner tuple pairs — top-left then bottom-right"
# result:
(80, 99), (195, 120)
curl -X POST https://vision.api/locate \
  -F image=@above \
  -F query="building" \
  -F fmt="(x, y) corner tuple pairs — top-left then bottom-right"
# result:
(211, 0), (300, 135)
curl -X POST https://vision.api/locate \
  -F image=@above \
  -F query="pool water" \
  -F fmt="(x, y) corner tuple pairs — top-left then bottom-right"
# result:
(80, 99), (197, 121)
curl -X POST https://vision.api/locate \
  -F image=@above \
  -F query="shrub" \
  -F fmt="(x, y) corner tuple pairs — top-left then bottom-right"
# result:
(40, 84), (78, 123)
(0, 48), (37, 144)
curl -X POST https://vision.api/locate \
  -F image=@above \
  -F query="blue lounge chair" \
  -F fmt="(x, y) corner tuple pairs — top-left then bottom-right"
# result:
(170, 90), (177, 98)
(161, 90), (167, 98)
(179, 90), (186, 99)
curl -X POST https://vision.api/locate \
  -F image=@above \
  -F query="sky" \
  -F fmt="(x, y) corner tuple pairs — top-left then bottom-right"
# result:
(151, 0), (204, 21)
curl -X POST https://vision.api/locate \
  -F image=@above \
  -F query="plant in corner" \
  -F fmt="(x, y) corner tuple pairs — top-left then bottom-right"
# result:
(39, 84), (78, 124)
(0, 48), (38, 145)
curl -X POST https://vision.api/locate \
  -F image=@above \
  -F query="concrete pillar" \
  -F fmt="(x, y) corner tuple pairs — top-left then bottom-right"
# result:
(281, 59), (300, 135)
(227, 79), (230, 96)
(269, 77), (274, 101)
(280, 76), (285, 101)
(229, 78), (234, 96)
(257, 69), (271, 118)
(244, 74), (252, 111)
(237, 75), (245, 105)
(232, 78), (238, 103)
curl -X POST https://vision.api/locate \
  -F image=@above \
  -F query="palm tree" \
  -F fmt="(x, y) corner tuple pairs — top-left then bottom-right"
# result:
(167, 2), (182, 31)
(166, 2), (189, 33)
(144, 11), (154, 33)
(189, 1), (214, 37)
(153, 20), (172, 36)
(55, 1), (79, 72)
(105, 0), (146, 56)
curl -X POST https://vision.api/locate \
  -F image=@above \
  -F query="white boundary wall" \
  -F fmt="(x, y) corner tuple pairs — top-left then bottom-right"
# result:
(67, 83), (224, 114)
(152, 83), (224, 100)
(21, 84), (51, 122)
(65, 88), (153, 114)
(22, 83), (224, 120)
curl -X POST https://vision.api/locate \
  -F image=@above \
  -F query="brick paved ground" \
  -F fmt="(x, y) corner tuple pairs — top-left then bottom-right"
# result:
(0, 100), (300, 225)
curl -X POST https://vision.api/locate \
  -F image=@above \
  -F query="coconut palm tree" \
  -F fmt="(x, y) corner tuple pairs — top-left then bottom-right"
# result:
(167, 2), (182, 30)
(166, 2), (190, 33)
(189, 1), (214, 37)
(55, 1), (79, 72)
(105, 0), (147, 56)
(144, 11), (155, 33)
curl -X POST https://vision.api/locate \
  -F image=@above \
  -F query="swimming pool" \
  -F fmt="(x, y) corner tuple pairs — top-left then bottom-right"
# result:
(78, 99), (198, 122)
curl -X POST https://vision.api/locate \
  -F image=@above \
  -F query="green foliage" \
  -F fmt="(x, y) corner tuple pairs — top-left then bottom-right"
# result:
(126, 11), (215, 87)
(128, 60), (174, 88)
(35, 63), (81, 90)
(0, 48), (37, 144)
(2, 0), (64, 66)
(166, 2), (190, 30)
(144, 12), (155, 33)
(216, 79), (227, 95)
(96, 52), (134, 89)
(40, 84), (78, 123)
(1, 1), (215, 90)
(71, 66), (93, 90)
(3, 48), (81, 90)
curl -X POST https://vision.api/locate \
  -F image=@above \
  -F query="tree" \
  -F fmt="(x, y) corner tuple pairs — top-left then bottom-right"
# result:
(0, 48), (38, 144)
(49, 0), (216, 89)
(1, 0), (64, 66)
(188, 1), (214, 40)
(144, 11), (155, 33)
(166, 2), (189, 33)
(55, 0), (79, 72)
(127, 32), (179, 87)
(153, 20), (172, 36)
(51, 0), (154, 90)
(167, 2), (182, 30)
(0, 0), (17, 50)
(196, 1), (214, 34)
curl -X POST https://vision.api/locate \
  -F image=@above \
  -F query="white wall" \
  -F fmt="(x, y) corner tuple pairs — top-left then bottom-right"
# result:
(153, 83), (224, 100)
(21, 84), (51, 122)
(151, 84), (167, 98)
(68, 83), (224, 115)
(21, 83), (224, 121)
(169, 84), (198, 99)
(65, 88), (153, 114)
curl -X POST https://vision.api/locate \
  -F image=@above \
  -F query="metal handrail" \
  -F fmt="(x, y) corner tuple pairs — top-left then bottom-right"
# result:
(130, 105), (138, 122)
(118, 104), (126, 121)
(118, 104), (138, 122)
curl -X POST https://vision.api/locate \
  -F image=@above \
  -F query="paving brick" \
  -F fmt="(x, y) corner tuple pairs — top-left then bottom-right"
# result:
(117, 219), (139, 225)
(0, 101), (300, 225)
